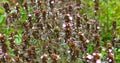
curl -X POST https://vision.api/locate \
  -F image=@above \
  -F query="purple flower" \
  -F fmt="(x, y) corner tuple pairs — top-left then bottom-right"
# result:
(62, 22), (73, 30)
(0, 48), (2, 55)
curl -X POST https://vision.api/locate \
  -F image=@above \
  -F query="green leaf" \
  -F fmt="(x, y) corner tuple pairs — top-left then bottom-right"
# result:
(0, 8), (4, 14)
(0, 13), (6, 24)
(88, 45), (93, 54)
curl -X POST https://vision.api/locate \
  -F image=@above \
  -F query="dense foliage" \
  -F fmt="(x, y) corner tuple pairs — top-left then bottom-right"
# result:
(0, 0), (120, 63)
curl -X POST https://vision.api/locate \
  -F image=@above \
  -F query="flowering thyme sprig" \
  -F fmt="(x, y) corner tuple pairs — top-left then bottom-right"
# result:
(51, 53), (60, 63)
(41, 54), (48, 63)
(3, 2), (11, 13)
(107, 43), (115, 63)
